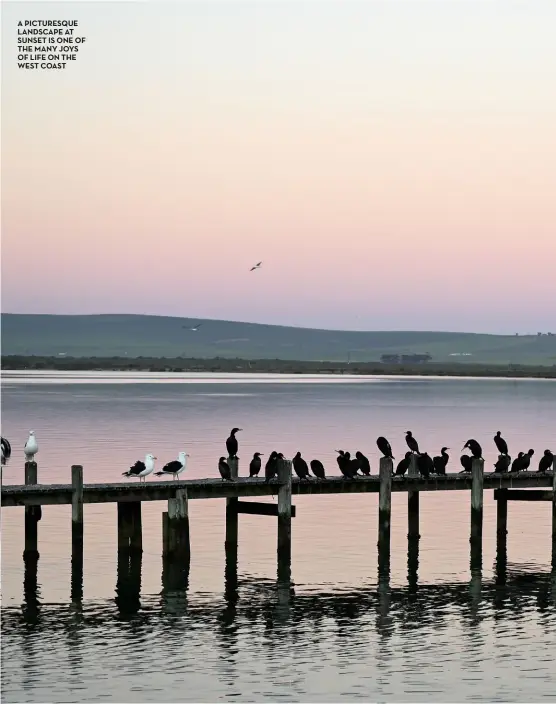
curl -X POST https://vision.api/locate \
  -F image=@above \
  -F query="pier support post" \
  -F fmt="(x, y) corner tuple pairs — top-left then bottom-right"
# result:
(162, 489), (190, 559)
(407, 454), (420, 540)
(496, 488), (508, 549)
(377, 457), (393, 575)
(24, 461), (40, 558)
(552, 457), (556, 570)
(225, 457), (239, 552)
(470, 458), (484, 545)
(117, 501), (142, 553)
(71, 465), (84, 603)
(277, 458), (293, 582)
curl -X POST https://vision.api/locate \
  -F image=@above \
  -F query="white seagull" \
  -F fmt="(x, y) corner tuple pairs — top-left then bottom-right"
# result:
(24, 431), (38, 461)
(122, 453), (157, 482)
(1, 437), (12, 466)
(154, 451), (190, 480)
(183, 322), (203, 331)
(250, 261), (262, 271)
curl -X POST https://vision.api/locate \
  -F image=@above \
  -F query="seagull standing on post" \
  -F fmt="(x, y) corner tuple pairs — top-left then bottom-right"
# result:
(24, 431), (38, 462)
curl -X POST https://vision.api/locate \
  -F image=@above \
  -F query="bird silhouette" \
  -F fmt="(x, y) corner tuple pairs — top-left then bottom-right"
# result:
(249, 452), (263, 477)
(293, 451), (311, 480)
(310, 459), (326, 479)
(462, 439), (483, 459)
(494, 454), (511, 473)
(494, 431), (509, 456)
(218, 457), (232, 481)
(405, 431), (420, 454)
(376, 436), (394, 459)
(459, 454), (473, 473)
(250, 261), (262, 271)
(538, 450), (554, 473)
(395, 451), (412, 476)
(226, 427), (242, 458)
(355, 451), (371, 476)
(432, 447), (450, 475)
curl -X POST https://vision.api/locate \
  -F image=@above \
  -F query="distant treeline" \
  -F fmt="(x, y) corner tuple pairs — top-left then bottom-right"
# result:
(2, 356), (556, 378)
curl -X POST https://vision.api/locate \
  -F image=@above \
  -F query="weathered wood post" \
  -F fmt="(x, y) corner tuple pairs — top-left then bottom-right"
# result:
(407, 454), (420, 540)
(225, 457), (239, 552)
(552, 457), (556, 570)
(71, 465), (84, 603)
(24, 461), (40, 558)
(277, 458), (293, 581)
(377, 457), (393, 574)
(162, 488), (190, 559)
(470, 458), (484, 544)
(496, 488), (508, 552)
(117, 501), (142, 552)
(470, 458), (484, 572)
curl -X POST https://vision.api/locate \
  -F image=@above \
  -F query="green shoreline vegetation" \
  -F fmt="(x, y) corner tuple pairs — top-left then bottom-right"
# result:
(2, 355), (555, 379)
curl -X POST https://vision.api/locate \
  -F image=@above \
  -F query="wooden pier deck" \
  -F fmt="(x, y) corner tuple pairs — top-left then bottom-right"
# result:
(2, 471), (552, 506)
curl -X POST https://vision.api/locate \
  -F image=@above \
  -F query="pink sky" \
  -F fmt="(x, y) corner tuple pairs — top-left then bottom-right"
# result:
(2, 1), (555, 332)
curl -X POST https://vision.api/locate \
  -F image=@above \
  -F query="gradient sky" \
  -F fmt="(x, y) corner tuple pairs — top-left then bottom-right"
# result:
(2, 0), (555, 332)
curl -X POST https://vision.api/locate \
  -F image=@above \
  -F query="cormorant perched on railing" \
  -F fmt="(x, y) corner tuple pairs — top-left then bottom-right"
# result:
(1, 437), (11, 466)
(265, 451), (279, 481)
(395, 451), (412, 476)
(376, 436), (394, 459)
(538, 450), (554, 473)
(405, 431), (420, 455)
(433, 447), (450, 475)
(310, 459), (326, 479)
(494, 431), (509, 456)
(335, 450), (358, 478)
(218, 457), (232, 481)
(417, 452), (433, 478)
(293, 451), (310, 480)
(226, 428), (242, 458)
(249, 452), (263, 477)
(462, 439), (483, 459)
(494, 454), (511, 473)
(355, 451), (371, 476)
(459, 454), (473, 473)
(511, 449), (534, 473)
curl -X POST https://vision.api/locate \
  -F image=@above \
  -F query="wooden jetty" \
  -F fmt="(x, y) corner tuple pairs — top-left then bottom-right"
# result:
(2, 456), (556, 584)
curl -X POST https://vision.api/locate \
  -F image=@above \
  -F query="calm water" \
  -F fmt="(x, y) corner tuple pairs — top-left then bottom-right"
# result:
(1, 372), (555, 703)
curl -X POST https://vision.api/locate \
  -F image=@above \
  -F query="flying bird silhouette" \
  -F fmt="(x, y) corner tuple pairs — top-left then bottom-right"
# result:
(250, 261), (262, 271)
(183, 322), (203, 331)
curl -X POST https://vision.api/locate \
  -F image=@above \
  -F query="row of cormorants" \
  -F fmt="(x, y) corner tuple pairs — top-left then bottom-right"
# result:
(217, 428), (554, 481)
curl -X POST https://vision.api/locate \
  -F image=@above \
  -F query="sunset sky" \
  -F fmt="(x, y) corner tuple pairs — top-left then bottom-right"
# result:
(2, 0), (555, 333)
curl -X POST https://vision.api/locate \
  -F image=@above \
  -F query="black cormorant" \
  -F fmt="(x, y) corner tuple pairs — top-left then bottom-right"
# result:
(459, 454), (473, 473)
(494, 431), (509, 456)
(462, 439), (483, 459)
(538, 450), (554, 473)
(511, 449), (534, 472)
(310, 459), (326, 479)
(432, 447), (449, 475)
(218, 457), (232, 481)
(293, 451), (310, 480)
(494, 454), (511, 473)
(355, 451), (371, 476)
(405, 431), (420, 454)
(510, 451), (525, 473)
(265, 451), (279, 481)
(417, 452), (433, 478)
(249, 452), (263, 477)
(376, 436), (394, 459)
(395, 451), (412, 476)
(336, 450), (358, 478)
(226, 428), (242, 458)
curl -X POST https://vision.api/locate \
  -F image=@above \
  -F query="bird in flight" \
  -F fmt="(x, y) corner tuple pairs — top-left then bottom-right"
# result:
(183, 322), (203, 331)
(250, 261), (262, 271)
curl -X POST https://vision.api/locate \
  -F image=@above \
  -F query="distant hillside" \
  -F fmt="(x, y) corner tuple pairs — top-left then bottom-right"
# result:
(2, 314), (556, 365)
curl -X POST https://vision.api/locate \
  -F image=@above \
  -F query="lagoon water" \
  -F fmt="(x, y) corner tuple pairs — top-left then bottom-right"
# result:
(1, 372), (555, 702)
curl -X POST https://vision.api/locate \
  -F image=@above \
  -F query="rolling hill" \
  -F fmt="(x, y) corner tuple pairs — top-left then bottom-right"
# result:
(2, 314), (556, 366)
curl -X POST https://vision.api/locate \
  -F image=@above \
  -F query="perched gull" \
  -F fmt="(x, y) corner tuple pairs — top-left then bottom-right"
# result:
(154, 451), (190, 480)
(24, 431), (38, 461)
(1, 437), (12, 466)
(249, 261), (262, 272)
(122, 454), (157, 482)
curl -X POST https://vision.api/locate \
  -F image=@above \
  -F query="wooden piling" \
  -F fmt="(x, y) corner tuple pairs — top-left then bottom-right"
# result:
(496, 488), (508, 549)
(163, 489), (190, 558)
(24, 461), (40, 558)
(407, 454), (420, 539)
(470, 458), (484, 547)
(225, 457), (239, 551)
(277, 458), (293, 568)
(117, 501), (142, 552)
(378, 457), (393, 573)
(71, 465), (84, 603)
(552, 457), (556, 570)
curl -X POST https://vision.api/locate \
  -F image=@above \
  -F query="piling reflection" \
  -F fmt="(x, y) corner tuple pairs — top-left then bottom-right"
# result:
(407, 537), (419, 592)
(115, 548), (142, 617)
(6, 543), (554, 645)
(70, 548), (84, 605)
